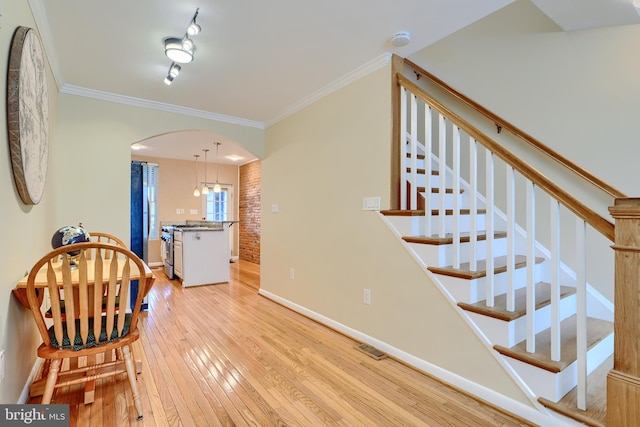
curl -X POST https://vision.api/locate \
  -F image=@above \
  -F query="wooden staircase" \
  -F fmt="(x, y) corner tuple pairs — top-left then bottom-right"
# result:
(384, 54), (640, 427)
(381, 171), (613, 426)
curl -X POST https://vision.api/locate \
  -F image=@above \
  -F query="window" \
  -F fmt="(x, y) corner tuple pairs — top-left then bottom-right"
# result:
(148, 163), (159, 239)
(204, 188), (229, 221)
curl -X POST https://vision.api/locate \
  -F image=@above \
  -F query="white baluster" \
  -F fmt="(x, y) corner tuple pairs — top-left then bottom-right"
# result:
(485, 151), (495, 307)
(452, 127), (461, 269)
(438, 114), (446, 238)
(526, 180), (536, 353)
(424, 106), (433, 238)
(550, 200), (561, 362)
(468, 137), (477, 271)
(576, 219), (587, 410)
(506, 166), (515, 312)
(400, 87), (407, 210)
(410, 93), (418, 210)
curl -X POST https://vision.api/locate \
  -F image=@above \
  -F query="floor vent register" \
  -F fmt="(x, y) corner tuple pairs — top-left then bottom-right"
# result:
(356, 343), (388, 360)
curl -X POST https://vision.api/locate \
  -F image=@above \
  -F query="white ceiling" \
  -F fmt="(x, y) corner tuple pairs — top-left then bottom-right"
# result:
(29, 0), (640, 164)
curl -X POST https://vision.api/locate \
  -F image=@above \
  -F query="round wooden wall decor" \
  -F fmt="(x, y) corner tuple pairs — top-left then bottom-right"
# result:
(7, 26), (49, 205)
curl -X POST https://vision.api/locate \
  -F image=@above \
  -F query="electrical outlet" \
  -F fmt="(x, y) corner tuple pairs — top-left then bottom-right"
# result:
(363, 197), (381, 211)
(363, 289), (372, 305)
(272, 204), (279, 214)
(289, 268), (295, 280)
(0, 349), (5, 383)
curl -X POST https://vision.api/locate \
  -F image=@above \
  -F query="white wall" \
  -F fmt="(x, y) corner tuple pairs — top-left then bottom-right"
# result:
(0, 1), (60, 403)
(261, 65), (530, 406)
(410, 0), (640, 199)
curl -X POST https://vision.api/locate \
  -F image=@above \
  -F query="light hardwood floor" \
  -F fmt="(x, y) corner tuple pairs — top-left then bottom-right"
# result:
(30, 260), (536, 426)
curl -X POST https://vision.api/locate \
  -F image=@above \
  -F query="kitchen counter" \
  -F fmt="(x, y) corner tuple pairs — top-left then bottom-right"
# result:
(173, 221), (238, 287)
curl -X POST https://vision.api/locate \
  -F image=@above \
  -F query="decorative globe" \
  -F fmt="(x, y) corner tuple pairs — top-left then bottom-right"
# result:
(51, 225), (91, 257)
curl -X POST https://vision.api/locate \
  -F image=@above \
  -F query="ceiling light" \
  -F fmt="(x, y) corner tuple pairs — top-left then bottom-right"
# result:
(391, 31), (411, 47)
(188, 9), (201, 36)
(169, 63), (181, 77)
(164, 37), (194, 63)
(162, 9), (201, 84)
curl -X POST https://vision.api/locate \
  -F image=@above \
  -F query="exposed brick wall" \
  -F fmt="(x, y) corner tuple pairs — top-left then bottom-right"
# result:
(239, 160), (261, 264)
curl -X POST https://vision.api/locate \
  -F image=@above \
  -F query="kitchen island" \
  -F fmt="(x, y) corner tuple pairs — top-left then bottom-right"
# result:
(173, 221), (237, 287)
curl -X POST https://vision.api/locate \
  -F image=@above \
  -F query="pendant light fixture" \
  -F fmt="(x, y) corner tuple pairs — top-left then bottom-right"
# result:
(213, 142), (222, 193)
(201, 149), (210, 194)
(193, 154), (201, 197)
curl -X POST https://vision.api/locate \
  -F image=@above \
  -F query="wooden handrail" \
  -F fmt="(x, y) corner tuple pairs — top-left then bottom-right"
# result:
(398, 74), (615, 242)
(402, 57), (627, 200)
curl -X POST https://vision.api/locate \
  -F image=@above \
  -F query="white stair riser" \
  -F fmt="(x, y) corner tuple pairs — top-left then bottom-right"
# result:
(386, 214), (487, 237)
(408, 238), (508, 268)
(435, 264), (545, 304)
(500, 333), (613, 402)
(422, 193), (464, 210)
(465, 293), (577, 347)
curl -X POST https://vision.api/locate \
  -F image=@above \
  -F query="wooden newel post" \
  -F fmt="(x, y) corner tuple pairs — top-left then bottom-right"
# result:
(608, 197), (640, 426)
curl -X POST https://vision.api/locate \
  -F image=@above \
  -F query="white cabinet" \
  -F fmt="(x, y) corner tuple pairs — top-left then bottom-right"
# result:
(173, 231), (183, 279)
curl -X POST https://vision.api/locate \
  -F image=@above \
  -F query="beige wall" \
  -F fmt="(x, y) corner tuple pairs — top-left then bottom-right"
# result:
(261, 65), (530, 405)
(132, 154), (240, 265)
(0, 1), (60, 403)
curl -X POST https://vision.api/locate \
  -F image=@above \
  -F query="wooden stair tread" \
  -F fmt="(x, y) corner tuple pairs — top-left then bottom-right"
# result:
(538, 355), (611, 427)
(493, 316), (613, 373)
(427, 255), (545, 280)
(457, 282), (576, 321)
(380, 209), (486, 217)
(403, 231), (507, 246)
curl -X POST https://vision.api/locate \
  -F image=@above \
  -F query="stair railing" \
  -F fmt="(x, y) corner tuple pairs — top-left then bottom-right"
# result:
(393, 56), (618, 411)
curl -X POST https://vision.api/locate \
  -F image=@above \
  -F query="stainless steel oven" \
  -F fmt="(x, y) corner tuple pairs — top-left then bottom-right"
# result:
(161, 225), (174, 278)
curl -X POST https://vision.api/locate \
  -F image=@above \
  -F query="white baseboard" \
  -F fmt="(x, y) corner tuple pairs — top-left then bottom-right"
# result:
(19, 358), (44, 403)
(258, 289), (575, 427)
(148, 262), (164, 268)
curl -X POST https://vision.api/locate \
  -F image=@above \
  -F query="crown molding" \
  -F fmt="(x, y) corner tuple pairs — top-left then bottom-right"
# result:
(60, 84), (265, 129)
(264, 53), (392, 128)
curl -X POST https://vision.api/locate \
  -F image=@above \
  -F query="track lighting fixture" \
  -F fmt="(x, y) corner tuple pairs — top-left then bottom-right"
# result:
(162, 8), (201, 84)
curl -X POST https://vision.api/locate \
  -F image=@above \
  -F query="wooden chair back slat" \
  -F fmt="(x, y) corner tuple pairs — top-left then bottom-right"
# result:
(77, 251), (89, 346)
(46, 262), (62, 347)
(117, 259), (131, 335)
(61, 256), (76, 345)
(105, 258), (119, 336)
(93, 251), (104, 339)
